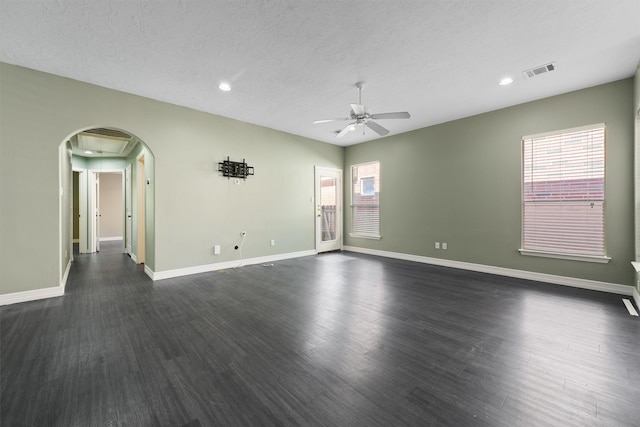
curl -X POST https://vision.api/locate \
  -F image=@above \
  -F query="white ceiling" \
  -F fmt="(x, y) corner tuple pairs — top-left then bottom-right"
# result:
(1, 1), (639, 146)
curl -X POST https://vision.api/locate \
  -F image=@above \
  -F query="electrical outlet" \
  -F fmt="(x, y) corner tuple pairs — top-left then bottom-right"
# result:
(442, 242), (448, 250)
(270, 239), (275, 246)
(214, 245), (221, 255)
(435, 242), (440, 249)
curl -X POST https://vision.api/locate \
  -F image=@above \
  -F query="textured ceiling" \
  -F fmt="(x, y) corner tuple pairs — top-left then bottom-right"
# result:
(1, 1), (639, 146)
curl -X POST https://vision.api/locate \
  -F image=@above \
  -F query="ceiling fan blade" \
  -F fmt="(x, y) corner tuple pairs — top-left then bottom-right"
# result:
(313, 118), (349, 124)
(366, 120), (390, 136)
(369, 112), (411, 120)
(337, 123), (355, 138)
(350, 104), (366, 116)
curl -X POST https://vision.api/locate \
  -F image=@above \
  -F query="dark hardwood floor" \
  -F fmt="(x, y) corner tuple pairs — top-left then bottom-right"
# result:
(1, 242), (639, 426)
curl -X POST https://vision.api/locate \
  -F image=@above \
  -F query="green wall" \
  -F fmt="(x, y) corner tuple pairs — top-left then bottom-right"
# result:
(0, 61), (635, 297)
(59, 141), (72, 284)
(345, 79), (635, 286)
(126, 141), (155, 269)
(0, 62), (342, 295)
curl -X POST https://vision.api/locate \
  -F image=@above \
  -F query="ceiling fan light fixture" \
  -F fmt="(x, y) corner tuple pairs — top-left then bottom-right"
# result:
(314, 82), (410, 138)
(499, 77), (514, 86)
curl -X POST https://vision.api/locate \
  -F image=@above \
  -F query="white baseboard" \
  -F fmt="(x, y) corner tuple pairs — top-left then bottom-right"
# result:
(99, 236), (123, 242)
(0, 286), (64, 306)
(1, 259), (70, 306)
(344, 246), (634, 296)
(130, 253), (138, 263)
(148, 250), (317, 281)
(144, 264), (154, 280)
(61, 259), (72, 291)
(634, 287), (640, 310)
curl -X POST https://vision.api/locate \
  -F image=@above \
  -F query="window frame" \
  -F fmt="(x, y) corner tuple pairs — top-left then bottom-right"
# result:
(349, 161), (381, 240)
(519, 123), (610, 263)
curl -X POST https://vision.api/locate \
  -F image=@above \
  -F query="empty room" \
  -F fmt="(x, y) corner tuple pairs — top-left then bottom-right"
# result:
(1, 1), (640, 426)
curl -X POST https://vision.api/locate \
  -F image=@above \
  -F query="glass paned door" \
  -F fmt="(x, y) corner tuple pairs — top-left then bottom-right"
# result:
(315, 167), (342, 253)
(320, 176), (337, 241)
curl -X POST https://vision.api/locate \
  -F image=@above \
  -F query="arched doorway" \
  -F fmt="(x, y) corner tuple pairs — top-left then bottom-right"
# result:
(59, 127), (155, 284)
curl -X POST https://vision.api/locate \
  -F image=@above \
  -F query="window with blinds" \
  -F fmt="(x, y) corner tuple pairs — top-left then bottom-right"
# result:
(351, 161), (381, 239)
(521, 124), (609, 262)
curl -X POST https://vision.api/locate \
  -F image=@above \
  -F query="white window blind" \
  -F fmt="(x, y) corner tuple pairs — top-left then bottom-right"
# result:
(521, 124), (607, 261)
(351, 162), (380, 238)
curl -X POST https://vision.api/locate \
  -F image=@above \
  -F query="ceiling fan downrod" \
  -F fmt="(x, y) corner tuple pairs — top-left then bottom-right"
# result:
(356, 81), (365, 105)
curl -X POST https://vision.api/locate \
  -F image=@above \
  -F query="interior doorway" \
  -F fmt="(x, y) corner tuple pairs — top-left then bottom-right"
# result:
(315, 166), (343, 253)
(60, 127), (154, 280)
(73, 170), (124, 254)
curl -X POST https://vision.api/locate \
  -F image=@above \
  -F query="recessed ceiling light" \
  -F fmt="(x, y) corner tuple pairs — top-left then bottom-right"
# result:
(218, 82), (231, 92)
(499, 77), (514, 86)
(84, 150), (93, 154)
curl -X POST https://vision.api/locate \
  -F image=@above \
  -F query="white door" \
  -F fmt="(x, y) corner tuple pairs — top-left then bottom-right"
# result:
(87, 172), (100, 253)
(125, 164), (132, 255)
(315, 167), (342, 253)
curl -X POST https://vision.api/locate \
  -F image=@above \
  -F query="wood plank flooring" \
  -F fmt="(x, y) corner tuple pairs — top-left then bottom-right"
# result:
(1, 242), (639, 426)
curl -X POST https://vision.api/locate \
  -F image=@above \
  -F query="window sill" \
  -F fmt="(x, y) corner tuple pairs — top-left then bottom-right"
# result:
(519, 249), (610, 264)
(349, 233), (382, 240)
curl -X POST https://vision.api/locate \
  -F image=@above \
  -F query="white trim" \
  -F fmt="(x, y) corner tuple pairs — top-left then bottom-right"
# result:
(88, 168), (125, 173)
(0, 286), (64, 306)
(148, 250), (316, 281)
(633, 288), (640, 312)
(522, 122), (606, 140)
(99, 236), (123, 242)
(131, 253), (138, 263)
(518, 249), (611, 264)
(315, 166), (343, 253)
(349, 233), (382, 240)
(61, 259), (72, 291)
(144, 264), (154, 280)
(344, 246), (633, 296)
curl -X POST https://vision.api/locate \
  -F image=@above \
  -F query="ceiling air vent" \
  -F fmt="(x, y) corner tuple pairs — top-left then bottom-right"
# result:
(523, 62), (557, 79)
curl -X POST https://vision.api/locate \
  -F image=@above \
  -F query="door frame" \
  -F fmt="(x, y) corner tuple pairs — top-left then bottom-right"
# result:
(76, 168), (126, 254)
(75, 168), (89, 253)
(315, 166), (343, 253)
(125, 164), (132, 255)
(135, 152), (146, 264)
(88, 171), (99, 253)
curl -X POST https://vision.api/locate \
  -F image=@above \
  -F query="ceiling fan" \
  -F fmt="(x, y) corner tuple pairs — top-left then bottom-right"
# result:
(314, 82), (410, 138)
